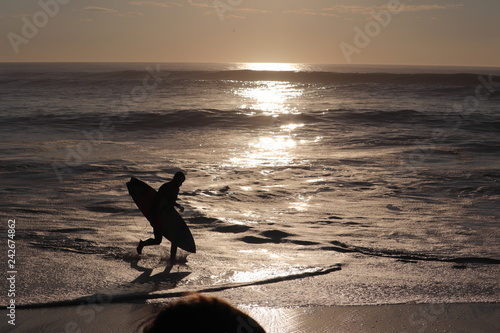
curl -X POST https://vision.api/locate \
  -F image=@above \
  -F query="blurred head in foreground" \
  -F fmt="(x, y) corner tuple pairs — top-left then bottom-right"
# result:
(143, 294), (266, 333)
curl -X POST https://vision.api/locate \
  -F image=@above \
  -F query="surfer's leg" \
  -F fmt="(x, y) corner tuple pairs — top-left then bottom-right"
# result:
(141, 229), (163, 248)
(170, 243), (178, 262)
(136, 240), (144, 254)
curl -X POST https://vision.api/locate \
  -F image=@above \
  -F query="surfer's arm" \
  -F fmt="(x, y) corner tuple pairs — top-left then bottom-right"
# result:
(166, 193), (182, 211)
(174, 202), (184, 212)
(158, 183), (184, 212)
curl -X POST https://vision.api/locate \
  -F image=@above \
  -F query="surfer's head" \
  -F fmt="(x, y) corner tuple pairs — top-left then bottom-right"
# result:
(173, 171), (186, 185)
(143, 294), (265, 333)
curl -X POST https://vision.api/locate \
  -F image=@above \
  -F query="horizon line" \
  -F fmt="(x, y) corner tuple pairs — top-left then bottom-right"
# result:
(1, 61), (500, 69)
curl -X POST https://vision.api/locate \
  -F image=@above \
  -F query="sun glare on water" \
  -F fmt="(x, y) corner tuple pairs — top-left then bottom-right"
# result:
(251, 137), (296, 150)
(239, 62), (300, 72)
(229, 135), (297, 168)
(236, 81), (303, 116)
(234, 63), (305, 116)
(227, 63), (309, 167)
(228, 124), (307, 168)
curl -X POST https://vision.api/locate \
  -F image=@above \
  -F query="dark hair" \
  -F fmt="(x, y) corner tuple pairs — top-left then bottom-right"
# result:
(173, 171), (185, 182)
(143, 294), (266, 333)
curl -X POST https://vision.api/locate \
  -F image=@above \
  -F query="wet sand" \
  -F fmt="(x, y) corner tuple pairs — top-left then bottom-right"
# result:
(2, 302), (499, 333)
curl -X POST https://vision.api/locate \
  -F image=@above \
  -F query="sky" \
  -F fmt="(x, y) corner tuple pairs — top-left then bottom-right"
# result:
(1, 0), (499, 66)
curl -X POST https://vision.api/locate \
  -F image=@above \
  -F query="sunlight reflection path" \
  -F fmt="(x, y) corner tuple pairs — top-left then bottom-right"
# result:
(235, 81), (303, 116)
(237, 63), (302, 72)
(228, 75), (309, 167)
(229, 131), (300, 168)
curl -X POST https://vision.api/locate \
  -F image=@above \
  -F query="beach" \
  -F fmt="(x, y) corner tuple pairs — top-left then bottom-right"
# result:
(1, 62), (499, 332)
(3, 302), (499, 332)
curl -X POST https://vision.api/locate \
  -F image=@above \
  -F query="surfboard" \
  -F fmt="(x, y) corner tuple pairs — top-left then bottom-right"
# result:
(126, 177), (196, 253)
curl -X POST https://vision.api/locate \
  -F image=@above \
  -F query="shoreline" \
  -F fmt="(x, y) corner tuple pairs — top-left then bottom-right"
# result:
(2, 302), (499, 333)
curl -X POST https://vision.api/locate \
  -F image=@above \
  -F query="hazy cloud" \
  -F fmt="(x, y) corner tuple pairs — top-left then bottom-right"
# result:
(283, 9), (339, 17)
(322, 5), (380, 15)
(190, 0), (271, 19)
(321, 4), (464, 15)
(204, 11), (245, 19)
(286, 3), (464, 18)
(11, 13), (32, 18)
(401, 4), (464, 12)
(234, 8), (271, 14)
(129, 2), (183, 8)
(75, 6), (146, 18)
(115, 12), (145, 17)
(187, 0), (214, 8)
(202, 10), (244, 19)
(77, 6), (119, 14)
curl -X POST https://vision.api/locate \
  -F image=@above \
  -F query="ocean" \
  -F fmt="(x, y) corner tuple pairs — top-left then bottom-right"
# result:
(1, 62), (499, 313)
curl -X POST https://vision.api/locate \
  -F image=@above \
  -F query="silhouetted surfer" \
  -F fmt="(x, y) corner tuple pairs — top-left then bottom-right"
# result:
(137, 171), (185, 262)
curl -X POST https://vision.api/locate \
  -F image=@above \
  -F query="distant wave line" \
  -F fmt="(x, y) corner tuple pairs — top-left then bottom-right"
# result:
(2, 70), (498, 87)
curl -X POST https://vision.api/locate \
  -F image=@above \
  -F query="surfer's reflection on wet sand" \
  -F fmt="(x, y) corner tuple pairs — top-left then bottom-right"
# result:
(143, 294), (266, 333)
